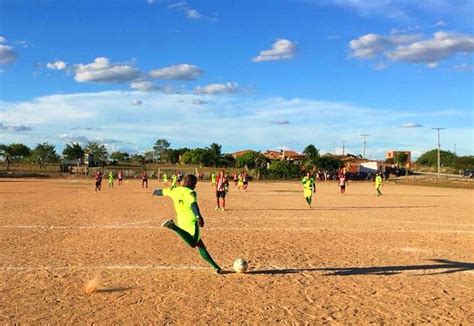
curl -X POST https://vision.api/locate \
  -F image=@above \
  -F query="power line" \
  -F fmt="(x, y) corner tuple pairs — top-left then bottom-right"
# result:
(432, 128), (446, 178)
(360, 134), (369, 158)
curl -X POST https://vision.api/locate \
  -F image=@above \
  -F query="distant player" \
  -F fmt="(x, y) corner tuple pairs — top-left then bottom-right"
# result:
(108, 171), (114, 188)
(154, 174), (221, 274)
(118, 170), (123, 186)
(211, 172), (216, 186)
(338, 171), (347, 195)
(301, 172), (315, 207)
(141, 171), (148, 188)
(171, 173), (178, 189)
(94, 170), (103, 192)
(215, 170), (229, 211)
(237, 172), (244, 191)
(375, 173), (383, 196)
(163, 172), (169, 186)
(242, 171), (249, 191)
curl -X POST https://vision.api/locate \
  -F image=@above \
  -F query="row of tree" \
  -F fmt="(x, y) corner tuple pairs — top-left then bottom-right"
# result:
(1, 139), (472, 175)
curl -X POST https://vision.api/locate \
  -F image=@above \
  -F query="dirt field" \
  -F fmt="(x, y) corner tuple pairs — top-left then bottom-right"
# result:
(0, 178), (472, 324)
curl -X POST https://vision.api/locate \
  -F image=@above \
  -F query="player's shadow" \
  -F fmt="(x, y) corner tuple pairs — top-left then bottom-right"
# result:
(247, 259), (473, 276)
(95, 286), (134, 293)
(232, 205), (438, 211)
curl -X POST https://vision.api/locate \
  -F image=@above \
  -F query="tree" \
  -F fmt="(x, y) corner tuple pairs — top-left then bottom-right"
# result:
(7, 143), (31, 162)
(416, 149), (456, 167)
(181, 148), (212, 166)
(315, 154), (342, 172)
(153, 139), (171, 162)
(267, 161), (300, 179)
(235, 151), (268, 170)
(303, 144), (320, 168)
(0, 144), (12, 170)
(394, 152), (408, 166)
(110, 151), (130, 162)
(84, 141), (108, 166)
(167, 148), (190, 164)
(143, 151), (155, 163)
(32, 143), (59, 169)
(207, 143), (223, 167)
(62, 142), (84, 167)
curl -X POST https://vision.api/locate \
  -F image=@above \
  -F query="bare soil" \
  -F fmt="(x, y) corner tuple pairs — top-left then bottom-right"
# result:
(0, 178), (472, 324)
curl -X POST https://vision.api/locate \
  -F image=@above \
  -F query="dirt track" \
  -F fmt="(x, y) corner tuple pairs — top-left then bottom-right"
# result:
(0, 178), (472, 324)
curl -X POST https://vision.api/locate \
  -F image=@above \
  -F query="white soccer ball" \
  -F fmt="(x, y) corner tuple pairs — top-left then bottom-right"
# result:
(233, 258), (248, 273)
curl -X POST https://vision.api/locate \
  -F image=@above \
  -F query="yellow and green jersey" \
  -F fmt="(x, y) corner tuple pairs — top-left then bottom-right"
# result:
(163, 173), (168, 182)
(211, 173), (216, 183)
(163, 186), (199, 237)
(375, 176), (383, 187)
(302, 176), (314, 197)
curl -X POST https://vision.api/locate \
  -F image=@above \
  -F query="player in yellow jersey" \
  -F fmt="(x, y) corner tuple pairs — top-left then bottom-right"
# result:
(153, 174), (221, 274)
(375, 172), (383, 196)
(301, 172), (315, 208)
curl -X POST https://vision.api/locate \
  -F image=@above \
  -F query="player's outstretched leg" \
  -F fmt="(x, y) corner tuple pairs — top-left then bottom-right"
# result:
(196, 240), (221, 273)
(305, 196), (312, 208)
(162, 219), (196, 247)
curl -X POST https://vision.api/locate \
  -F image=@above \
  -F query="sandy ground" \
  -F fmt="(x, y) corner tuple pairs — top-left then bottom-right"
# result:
(0, 178), (472, 324)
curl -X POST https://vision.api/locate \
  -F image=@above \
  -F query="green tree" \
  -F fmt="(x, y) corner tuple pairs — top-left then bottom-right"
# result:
(143, 151), (155, 163)
(110, 151), (130, 162)
(235, 151), (267, 169)
(130, 154), (146, 169)
(315, 154), (342, 172)
(302, 144), (320, 168)
(394, 152), (408, 166)
(181, 148), (212, 166)
(62, 142), (84, 167)
(416, 149), (456, 167)
(84, 141), (108, 166)
(153, 139), (171, 162)
(32, 143), (59, 169)
(167, 148), (190, 164)
(267, 161), (300, 179)
(207, 143), (223, 167)
(6, 143), (32, 162)
(0, 144), (12, 170)
(452, 156), (474, 171)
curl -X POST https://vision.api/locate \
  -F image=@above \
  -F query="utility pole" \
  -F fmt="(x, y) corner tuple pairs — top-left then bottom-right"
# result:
(342, 141), (346, 156)
(360, 134), (369, 158)
(432, 128), (445, 178)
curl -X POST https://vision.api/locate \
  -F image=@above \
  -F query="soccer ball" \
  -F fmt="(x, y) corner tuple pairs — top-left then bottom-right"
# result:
(233, 258), (248, 273)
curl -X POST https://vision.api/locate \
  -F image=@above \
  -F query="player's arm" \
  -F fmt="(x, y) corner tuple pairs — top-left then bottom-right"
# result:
(152, 188), (172, 196)
(189, 191), (204, 227)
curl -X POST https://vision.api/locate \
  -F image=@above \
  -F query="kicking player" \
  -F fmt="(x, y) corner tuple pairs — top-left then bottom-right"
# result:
(301, 171), (315, 207)
(153, 174), (221, 274)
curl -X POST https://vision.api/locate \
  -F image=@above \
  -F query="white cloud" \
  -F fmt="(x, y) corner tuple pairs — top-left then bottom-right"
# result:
(192, 99), (206, 105)
(167, 1), (209, 21)
(387, 31), (474, 65)
(0, 36), (6, 43)
(195, 82), (239, 95)
(372, 62), (388, 70)
(0, 123), (32, 132)
(0, 44), (17, 64)
(46, 60), (67, 70)
(350, 31), (474, 68)
(1, 91), (472, 157)
(74, 57), (142, 83)
(131, 99), (143, 106)
(349, 33), (422, 59)
(452, 63), (474, 72)
(253, 39), (297, 62)
(150, 64), (202, 80)
(401, 123), (423, 128)
(434, 20), (446, 27)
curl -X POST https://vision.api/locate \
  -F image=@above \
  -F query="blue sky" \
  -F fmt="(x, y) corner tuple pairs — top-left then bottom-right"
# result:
(0, 0), (473, 159)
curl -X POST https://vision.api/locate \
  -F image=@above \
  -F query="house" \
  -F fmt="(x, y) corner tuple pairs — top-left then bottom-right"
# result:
(386, 150), (412, 168)
(263, 149), (305, 165)
(232, 150), (256, 159)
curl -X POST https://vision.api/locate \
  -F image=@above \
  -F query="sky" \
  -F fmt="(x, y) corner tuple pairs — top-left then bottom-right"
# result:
(0, 0), (473, 160)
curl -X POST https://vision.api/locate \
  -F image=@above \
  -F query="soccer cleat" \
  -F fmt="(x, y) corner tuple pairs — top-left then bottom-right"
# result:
(161, 219), (174, 228)
(215, 206), (220, 210)
(214, 268), (222, 275)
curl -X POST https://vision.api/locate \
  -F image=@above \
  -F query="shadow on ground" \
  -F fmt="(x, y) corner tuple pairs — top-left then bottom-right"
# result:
(247, 259), (473, 276)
